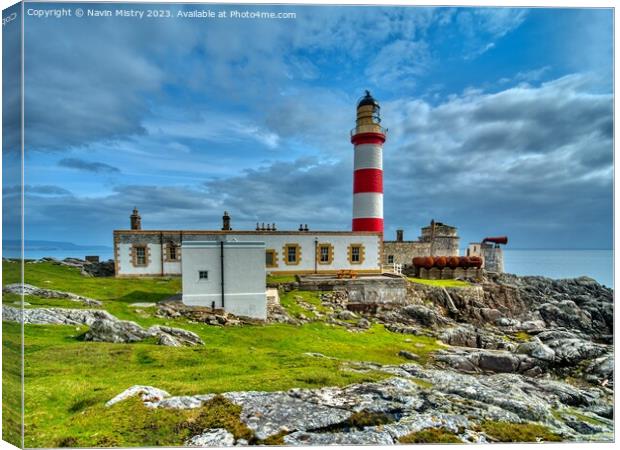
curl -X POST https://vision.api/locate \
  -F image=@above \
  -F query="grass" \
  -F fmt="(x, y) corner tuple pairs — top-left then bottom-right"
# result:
(408, 278), (471, 288)
(399, 428), (462, 443)
(551, 408), (608, 427)
(279, 290), (330, 319)
(479, 421), (562, 442)
(513, 331), (531, 342)
(2, 261), (444, 447)
(266, 274), (297, 284)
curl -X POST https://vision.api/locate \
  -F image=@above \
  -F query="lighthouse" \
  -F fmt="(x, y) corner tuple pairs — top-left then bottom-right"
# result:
(351, 90), (386, 234)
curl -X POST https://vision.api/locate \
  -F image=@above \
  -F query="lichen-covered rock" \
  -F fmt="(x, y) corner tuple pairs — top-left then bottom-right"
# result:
(283, 429), (394, 445)
(186, 428), (235, 447)
(84, 318), (152, 343)
(2, 305), (115, 326)
(105, 385), (170, 407)
(3, 283), (102, 306)
(148, 325), (204, 346)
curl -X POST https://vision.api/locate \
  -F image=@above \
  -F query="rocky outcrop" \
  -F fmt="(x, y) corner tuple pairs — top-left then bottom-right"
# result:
(3, 305), (204, 347)
(2, 305), (114, 326)
(108, 359), (614, 445)
(186, 429), (235, 447)
(3, 283), (102, 306)
(84, 319), (204, 347)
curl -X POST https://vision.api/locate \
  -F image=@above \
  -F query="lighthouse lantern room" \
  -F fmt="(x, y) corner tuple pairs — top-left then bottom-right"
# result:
(351, 90), (386, 234)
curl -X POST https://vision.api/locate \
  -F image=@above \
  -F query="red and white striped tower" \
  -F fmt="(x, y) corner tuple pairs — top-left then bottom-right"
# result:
(351, 90), (386, 234)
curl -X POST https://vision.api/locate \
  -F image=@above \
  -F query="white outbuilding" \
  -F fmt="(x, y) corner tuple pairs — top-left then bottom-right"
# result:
(181, 240), (267, 319)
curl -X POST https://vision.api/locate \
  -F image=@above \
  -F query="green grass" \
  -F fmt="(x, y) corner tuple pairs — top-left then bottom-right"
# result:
(2, 322), (23, 448)
(408, 278), (471, 288)
(399, 428), (462, 443)
(266, 274), (297, 284)
(2, 261), (444, 447)
(279, 290), (330, 319)
(479, 421), (562, 442)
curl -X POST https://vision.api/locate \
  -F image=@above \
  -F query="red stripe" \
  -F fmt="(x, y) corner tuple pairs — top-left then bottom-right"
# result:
(354, 168), (383, 193)
(351, 132), (386, 145)
(352, 218), (384, 233)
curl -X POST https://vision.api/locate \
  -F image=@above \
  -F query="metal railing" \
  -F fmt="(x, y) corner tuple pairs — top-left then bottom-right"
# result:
(350, 125), (388, 136)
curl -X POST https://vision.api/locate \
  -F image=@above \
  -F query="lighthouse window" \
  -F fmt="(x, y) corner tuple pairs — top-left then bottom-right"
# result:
(320, 246), (329, 262)
(167, 244), (179, 261)
(283, 244), (301, 265)
(387, 255), (394, 264)
(351, 247), (360, 262)
(198, 270), (209, 280)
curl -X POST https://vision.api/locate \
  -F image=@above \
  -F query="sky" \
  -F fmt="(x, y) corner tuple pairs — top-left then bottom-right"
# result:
(2, 3), (614, 249)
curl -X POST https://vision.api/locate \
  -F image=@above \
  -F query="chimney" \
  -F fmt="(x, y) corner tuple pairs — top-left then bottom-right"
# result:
(304, 224), (309, 232)
(256, 222), (260, 231)
(299, 224), (304, 231)
(222, 211), (231, 231)
(272, 223), (277, 231)
(396, 229), (404, 242)
(130, 207), (141, 230)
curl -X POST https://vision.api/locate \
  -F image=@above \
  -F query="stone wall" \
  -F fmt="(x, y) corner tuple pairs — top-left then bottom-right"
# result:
(482, 245), (504, 273)
(382, 241), (431, 265)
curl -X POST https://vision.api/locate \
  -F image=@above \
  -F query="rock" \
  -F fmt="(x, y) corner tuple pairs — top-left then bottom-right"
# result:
(336, 310), (357, 320)
(585, 354), (614, 387)
(477, 352), (521, 373)
(84, 319), (151, 343)
(148, 325), (204, 347)
(283, 429), (394, 445)
(3, 305), (115, 326)
(401, 304), (447, 327)
(3, 283), (102, 306)
(516, 341), (556, 362)
(398, 350), (420, 361)
(106, 385), (170, 407)
(357, 318), (371, 329)
(186, 428), (235, 447)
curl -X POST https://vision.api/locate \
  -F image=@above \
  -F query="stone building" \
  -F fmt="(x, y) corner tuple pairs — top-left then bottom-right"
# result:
(383, 220), (460, 265)
(467, 237), (507, 273)
(114, 210), (383, 277)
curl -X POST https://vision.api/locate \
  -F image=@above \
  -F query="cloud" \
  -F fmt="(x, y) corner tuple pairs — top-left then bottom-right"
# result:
(380, 73), (612, 247)
(59, 158), (121, 174)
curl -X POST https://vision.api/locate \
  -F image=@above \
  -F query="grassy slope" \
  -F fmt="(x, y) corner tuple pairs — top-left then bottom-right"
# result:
(2, 261), (442, 447)
(2, 261), (22, 447)
(408, 277), (471, 288)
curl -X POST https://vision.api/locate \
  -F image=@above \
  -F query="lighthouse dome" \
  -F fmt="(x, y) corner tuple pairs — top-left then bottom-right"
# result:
(358, 90), (379, 108)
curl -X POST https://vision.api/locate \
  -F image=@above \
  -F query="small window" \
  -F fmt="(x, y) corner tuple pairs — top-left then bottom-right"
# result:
(265, 249), (277, 268)
(320, 246), (329, 263)
(136, 246), (146, 265)
(288, 246), (297, 263)
(348, 244), (364, 265)
(351, 246), (360, 262)
(283, 244), (301, 265)
(199, 270), (209, 280)
(169, 245), (177, 261)
(387, 255), (394, 264)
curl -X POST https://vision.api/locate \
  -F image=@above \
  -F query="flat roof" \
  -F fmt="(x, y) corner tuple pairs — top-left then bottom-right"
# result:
(114, 229), (382, 236)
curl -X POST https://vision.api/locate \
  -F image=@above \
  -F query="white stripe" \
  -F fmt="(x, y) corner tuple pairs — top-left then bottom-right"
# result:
(354, 144), (383, 170)
(353, 192), (383, 219)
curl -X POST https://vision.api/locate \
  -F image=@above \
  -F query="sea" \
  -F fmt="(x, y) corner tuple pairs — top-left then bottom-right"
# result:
(4, 247), (614, 289)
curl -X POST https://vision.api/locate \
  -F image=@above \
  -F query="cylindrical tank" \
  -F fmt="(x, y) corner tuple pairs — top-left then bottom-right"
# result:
(469, 256), (483, 268)
(423, 256), (435, 269)
(483, 236), (508, 245)
(434, 256), (447, 268)
(448, 256), (460, 269)
(459, 256), (470, 268)
(412, 257), (426, 267)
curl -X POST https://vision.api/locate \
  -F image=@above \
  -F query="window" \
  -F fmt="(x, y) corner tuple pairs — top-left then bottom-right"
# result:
(387, 255), (394, 264)
(288, 246), (297, 263)
(132, 244), (148, 267)
(265, 249), (277, 268)
(199, 270), (209, 280)
(320, 246), (329, 262)
(348, 244), (365, 265)
(283, 244), (301, 265)
(317, 243), (333, 265)
(164, 242), (180, 262)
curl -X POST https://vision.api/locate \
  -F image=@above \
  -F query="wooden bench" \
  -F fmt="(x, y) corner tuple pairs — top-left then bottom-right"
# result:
(337, 270), (357, 279)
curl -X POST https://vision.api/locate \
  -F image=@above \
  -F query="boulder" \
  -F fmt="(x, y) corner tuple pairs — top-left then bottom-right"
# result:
(105, 385), (170, 407)
(149, 325), (204, 347)
(3, 283), (102, 306)
(186, 429), (235, 447)
(398, 350), (420, 361)
(84, 319), (151, 343)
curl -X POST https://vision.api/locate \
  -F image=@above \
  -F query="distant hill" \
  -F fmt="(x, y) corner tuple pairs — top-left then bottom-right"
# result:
(2, 240), (112, 251)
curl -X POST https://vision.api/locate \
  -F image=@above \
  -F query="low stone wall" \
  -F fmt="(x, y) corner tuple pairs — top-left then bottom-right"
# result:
(298, 275), (408, 305)
(408, 266), (482, 280)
